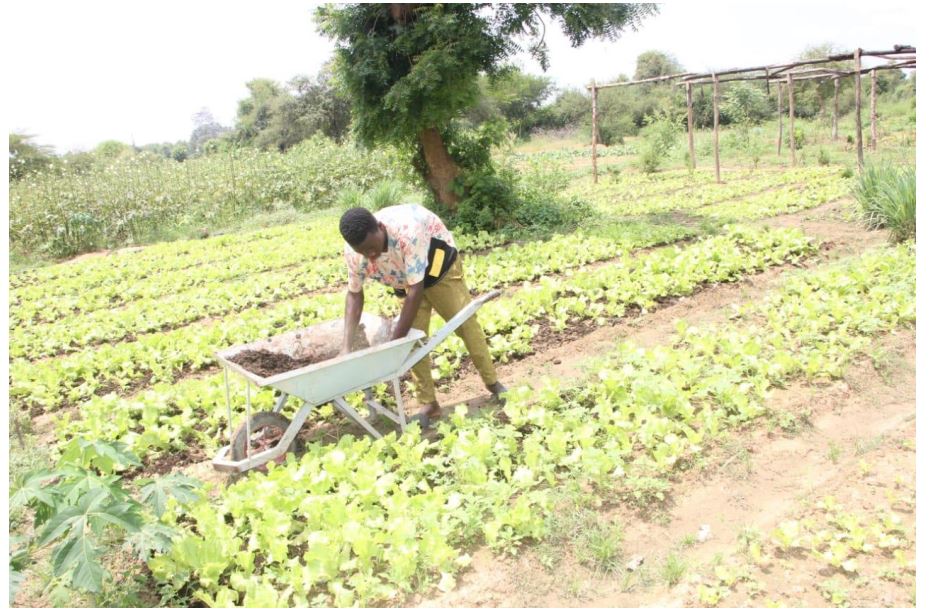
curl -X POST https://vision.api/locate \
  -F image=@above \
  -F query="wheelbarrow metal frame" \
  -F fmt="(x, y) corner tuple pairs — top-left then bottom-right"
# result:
(211, 290), (500, 473)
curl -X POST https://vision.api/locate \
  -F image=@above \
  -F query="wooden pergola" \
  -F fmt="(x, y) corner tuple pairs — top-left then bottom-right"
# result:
(588, 45), (916, 182)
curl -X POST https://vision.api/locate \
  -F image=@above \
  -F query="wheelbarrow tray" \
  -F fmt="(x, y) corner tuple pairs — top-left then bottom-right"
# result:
(215, 315), (425, 407)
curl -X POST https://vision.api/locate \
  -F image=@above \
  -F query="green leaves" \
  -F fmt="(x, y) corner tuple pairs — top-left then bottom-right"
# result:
(60, 437), (140, 473)
(137, 473), (203, 518)
(37, 488), (143, 593)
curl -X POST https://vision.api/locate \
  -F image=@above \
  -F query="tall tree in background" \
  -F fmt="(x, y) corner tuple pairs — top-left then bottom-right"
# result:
(189, 108), (229, 156)
(316, 3), (658, 209)
(633, 50), (683, 80)
(234, 79), (284, 146)
(290, 64), (353, 142)
(233, 67), (352, 151)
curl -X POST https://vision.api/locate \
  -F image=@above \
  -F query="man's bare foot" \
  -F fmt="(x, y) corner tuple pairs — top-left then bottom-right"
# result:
(486, 381), (508, 401)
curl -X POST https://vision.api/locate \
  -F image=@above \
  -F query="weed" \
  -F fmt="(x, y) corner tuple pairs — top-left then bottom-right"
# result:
(855, 435), (886, 456)
(563, 576), (590, 600)
(719, 440), (753, 478)
(680, 534), (699, 549)
(576, 522), (623, 574)
(619, 557), (656, 593)
(661, 552), (688, 586)
(827, 442), (842, 464)
(852, 163), (916, 242)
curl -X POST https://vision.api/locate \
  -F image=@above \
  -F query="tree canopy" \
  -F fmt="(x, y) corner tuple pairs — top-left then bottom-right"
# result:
(315, 3), (658, 208)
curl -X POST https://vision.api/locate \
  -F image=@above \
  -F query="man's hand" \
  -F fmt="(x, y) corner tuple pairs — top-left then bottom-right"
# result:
(392, 280), (424, 340)
(342, 289), (364, 354)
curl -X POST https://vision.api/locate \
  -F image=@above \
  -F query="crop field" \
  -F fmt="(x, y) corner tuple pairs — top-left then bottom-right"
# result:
(9, 150), (916, 608)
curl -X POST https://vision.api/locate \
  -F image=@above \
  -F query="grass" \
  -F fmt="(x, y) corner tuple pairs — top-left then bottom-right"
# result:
(718, 439), (754, 479)
(660, 552), (689, 587)
(827, 441), (843, 464)
(852, 163), (916, 242)
(854, 435), (887, 456)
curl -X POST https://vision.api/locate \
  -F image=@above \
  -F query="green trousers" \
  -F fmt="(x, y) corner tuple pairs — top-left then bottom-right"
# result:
(408, 256), (498, 404)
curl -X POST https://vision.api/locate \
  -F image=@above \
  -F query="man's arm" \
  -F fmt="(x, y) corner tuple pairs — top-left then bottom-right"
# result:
(392, 280), (424, 340)
(342, 289), (364, 354)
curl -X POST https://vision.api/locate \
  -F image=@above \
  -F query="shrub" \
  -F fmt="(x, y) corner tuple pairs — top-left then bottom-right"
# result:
(453, 167), (520, 232)
(817, 148), (831, 166)
(452, 157), (592, 233)
(853, 163), (915, 242)
(793, 127), (806, 150)
(635, 111), (682, 174)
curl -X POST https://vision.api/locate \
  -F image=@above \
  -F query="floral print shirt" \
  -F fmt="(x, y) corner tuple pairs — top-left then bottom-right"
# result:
(345, 203), (456, 292)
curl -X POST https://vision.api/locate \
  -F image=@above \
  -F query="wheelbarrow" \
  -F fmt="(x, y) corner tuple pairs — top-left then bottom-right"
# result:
(211, 290), (500, 473)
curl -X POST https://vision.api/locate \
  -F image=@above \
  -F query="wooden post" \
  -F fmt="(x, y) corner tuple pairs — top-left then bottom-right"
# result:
(833, 78), (840, 140)
(686, 83), (696, 171)
(854, 49), (864, 168)
(776, 81), (784, 155)
(787, 72), (796, 166)
(870, 68), (878, 150)
(712, 73), (721, 183)
(590, 81), (598, 183)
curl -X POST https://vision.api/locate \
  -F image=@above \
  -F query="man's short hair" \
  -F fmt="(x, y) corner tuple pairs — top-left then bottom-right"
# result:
(339, 207), (379, 246)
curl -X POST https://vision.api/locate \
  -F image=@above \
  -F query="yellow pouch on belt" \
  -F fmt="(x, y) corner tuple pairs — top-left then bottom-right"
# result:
(423, 237), (458, 288)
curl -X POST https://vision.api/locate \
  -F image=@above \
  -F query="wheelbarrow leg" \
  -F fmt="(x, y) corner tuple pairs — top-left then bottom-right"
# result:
(392, 378), (407, 429)
(363, 387), (378, 422)
(332, 397), (383, 439)
(272, 392), (289, 414)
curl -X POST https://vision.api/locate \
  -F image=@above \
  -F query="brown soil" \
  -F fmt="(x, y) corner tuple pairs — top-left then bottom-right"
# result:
(229, 347), (338, 378)
(123, 446), (209, 481)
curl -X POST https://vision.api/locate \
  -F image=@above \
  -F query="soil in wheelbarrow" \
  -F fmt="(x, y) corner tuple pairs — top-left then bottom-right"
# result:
(230, 348), (339, 378)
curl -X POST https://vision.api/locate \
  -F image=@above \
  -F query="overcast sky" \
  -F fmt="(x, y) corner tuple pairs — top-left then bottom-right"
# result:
(6, 1), (918, 153)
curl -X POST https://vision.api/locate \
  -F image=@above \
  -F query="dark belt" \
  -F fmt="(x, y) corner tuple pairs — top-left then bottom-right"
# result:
(392, 237), (458, 297)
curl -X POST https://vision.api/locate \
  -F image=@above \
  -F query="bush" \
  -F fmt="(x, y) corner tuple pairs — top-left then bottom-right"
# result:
(817, 147), (831, 166)
(597, 114), (637, 145)
(635, 111), (682, 174)
(793, 127), (806, 150)
(452, 156), (592, 233)
(853, 163), (915, 242)
(453, 167), (520, 232)
(722, 82), (772, 124)
(727, 124), (766, 169)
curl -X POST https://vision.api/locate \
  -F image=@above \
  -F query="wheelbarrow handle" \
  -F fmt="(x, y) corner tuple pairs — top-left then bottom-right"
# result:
(396, 289), (501, 376)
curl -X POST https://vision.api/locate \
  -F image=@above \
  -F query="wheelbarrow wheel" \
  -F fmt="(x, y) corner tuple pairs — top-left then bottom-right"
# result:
(230, 412), (305, 470)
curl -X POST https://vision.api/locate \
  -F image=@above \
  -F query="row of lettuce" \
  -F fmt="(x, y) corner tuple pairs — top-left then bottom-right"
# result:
(51, 225), (815, 466)
(14, 241), (909, 606)
(10, 169), (849, 359)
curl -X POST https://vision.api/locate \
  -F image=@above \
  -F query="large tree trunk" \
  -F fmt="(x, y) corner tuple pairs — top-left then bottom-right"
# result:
(388, 4), (461, 210)
(418, 127), (461, 210)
